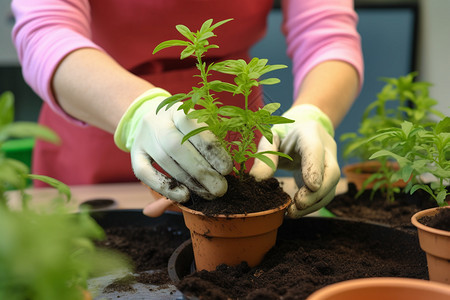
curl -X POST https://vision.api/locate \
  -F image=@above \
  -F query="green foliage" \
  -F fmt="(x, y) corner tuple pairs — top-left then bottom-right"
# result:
(341, 72), (443, 162)
(153, 19), (293, 178)
(340, 72), (445, 201)
(0, 91), (130, 299)
(369, 117), (450, 206)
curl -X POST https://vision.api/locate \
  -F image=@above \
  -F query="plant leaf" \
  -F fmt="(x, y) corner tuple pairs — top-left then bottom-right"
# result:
(0, 91), (14, 127)
(27, 174), (71, 202)
(152, 40), (190, 54)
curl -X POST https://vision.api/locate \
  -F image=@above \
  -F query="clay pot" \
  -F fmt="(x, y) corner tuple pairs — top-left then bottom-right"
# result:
(411, 206), (450, 284)
(342, 161), (409, 191)
(307, 277), (450, 300)
(177, 197), (291, 271)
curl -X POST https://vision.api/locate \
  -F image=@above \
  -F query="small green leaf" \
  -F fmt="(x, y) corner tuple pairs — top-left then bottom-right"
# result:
(435, 117), (450, 134)
(156, 94), (187, 114)
(181, 126), (210, 144)
(208, 80), (237, 93)
(252, 152), (276, 171)
(0, 122), (59, 144)
(0, 91), (14, 127)
(175, 24), (194, 41)
(180, 45), (195, 60)
(262, 103), (280, 114)
(208, 18), (233, 32)
(259, 78), (280, 85)
(153, 40), (190, 54)
(218, 106), (245, 117)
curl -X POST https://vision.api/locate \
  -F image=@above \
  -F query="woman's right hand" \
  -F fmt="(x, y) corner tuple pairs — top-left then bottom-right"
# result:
(114, 88), (233, 203)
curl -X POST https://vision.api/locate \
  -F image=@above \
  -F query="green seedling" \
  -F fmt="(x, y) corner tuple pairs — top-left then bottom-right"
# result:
(153, 19), (293, 179)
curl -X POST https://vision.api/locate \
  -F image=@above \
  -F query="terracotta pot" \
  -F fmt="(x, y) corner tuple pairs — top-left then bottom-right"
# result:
(342, 161), (409, 191)
(307, 277), (450, 300)
(177, 197), (291, 271)
(411, 206), (450, 284)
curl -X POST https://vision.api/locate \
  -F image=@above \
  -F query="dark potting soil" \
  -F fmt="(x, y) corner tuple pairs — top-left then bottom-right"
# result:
(419, 207), (450, 231)
(325, 183), (437, 229)
(95, 225), (190, 292)
(186, 174), (290, 215)
(176, 217), (428, 300)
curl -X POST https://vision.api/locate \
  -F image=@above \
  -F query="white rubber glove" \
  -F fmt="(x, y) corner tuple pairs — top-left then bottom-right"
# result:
(250, 104), (340, 218)
(114, 88), (233, 203)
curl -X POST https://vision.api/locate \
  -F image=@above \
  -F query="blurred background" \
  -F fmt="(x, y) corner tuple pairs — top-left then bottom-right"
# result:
(1, 0), (448, 173)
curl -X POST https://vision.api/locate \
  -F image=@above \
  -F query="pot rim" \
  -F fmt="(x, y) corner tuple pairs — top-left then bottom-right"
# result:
(342, 160), (399, 173)
(307, 277), (450, 299)
(411, 206), (450, 236)
(176, 196), (291, 219)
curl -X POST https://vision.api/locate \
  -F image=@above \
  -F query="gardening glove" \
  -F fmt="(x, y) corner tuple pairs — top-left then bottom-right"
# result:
(250, 104), (340, 218)
(114, 87), (233, 203)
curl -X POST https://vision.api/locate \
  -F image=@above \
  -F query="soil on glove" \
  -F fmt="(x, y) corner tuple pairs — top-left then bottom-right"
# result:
(176, 217), (428, 300)
(325, 183), (438, 229)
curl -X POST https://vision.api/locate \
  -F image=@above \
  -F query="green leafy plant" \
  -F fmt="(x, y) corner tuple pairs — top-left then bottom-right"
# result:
(153, 19), (293, 179)
(369, 117), (450, 207)
(340, 72), (445, 201)
(0, 91), (129, 300)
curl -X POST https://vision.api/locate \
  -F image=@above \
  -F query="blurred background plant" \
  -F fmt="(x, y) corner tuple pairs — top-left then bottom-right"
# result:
(340, 72), (446, 201)
(0, 91), (130, 300)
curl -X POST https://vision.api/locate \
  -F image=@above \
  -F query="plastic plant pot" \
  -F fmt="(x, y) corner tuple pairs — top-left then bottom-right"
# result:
(411, 206), (450, 284)
(177, 197), (291, 271)
(306, 277), (450, 300)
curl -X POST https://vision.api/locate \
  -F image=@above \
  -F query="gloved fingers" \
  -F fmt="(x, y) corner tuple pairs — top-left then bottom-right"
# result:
(286, 185), (337, 218)
(294, 121), (327, 192)
(131, 148), (190, 203)
(151, 124), (228, 200)
(143, 197), (176, 217)
(173, 109), (233, 175)
(291, 146), (340, 211)
(249, 132), (280, 181)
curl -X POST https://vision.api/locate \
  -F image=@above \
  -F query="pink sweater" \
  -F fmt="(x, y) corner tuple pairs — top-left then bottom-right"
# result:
(11, 0), (363, 186)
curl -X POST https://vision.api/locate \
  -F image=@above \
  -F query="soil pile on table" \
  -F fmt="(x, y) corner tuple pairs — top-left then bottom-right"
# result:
(176, 217), (428, 300)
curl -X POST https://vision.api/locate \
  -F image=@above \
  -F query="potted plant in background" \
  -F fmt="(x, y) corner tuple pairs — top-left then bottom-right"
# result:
(152, 19), (293, 271)
(326, 73), (445, 227)
(340, 72), (443, 197)
(0, 91), (129, 299)
(368, 117), (450, 283)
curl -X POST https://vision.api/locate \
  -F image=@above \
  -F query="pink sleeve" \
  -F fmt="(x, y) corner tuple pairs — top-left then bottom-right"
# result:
(282, 0), (364, 98)
(11, 0), (104, 124)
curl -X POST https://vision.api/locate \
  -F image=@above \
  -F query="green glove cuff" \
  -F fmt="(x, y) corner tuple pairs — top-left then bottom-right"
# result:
(114, 88), (171, 152)
(273, 104), (335, 139)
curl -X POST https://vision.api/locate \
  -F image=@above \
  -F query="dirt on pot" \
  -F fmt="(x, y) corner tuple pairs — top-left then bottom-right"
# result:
(325, 183), (437, 229)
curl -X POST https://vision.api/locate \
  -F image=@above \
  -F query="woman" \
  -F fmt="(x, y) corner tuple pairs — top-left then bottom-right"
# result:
(11, 0), (363, 217)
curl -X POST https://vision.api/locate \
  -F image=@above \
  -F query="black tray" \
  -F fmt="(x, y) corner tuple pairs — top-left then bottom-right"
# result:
(168, 216), (426, 299)
(88, 209), (189, 300)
